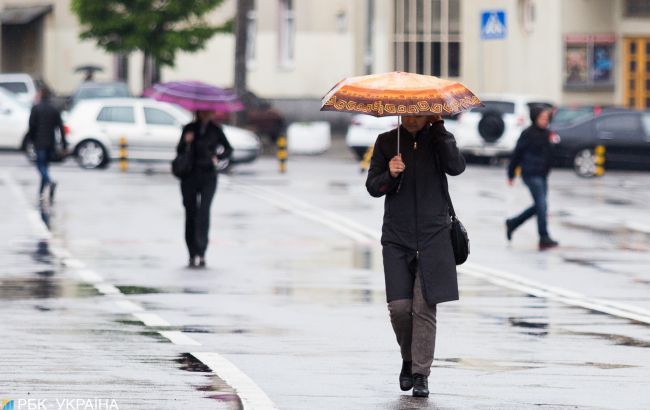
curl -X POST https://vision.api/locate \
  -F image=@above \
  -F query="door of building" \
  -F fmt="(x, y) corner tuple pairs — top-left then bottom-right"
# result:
(623, 37), (650, 109)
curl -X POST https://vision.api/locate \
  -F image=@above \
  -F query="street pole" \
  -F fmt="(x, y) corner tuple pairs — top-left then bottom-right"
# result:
(234, 0), (253, 127)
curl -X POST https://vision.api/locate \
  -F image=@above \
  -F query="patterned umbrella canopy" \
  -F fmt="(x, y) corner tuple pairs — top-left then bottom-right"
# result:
(320, 71), (481, 117)
(143, 81), (243, 112)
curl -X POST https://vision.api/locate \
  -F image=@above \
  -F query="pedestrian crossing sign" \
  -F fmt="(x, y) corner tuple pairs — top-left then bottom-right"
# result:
(481, 10), (507, 40)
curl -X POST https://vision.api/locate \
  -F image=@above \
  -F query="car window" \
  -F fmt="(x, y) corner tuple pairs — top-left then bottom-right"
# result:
(472, 101), (515, 114)
(552, 107), (594, 126)
(97, 106), (135, 124)
(0, 82), (28, 94)
(596, 114), (641, 133)
(144, 107), (177, 126)
(78, 84), (130, 100)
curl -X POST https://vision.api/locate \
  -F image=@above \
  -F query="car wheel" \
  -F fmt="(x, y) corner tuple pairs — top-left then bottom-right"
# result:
(76, 140), (108, 169)
(573, 148), (598, 178)
(478, 110), (506, 143)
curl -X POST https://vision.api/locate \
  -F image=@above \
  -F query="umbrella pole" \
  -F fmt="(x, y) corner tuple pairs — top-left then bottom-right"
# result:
(397, 116), (401, 155)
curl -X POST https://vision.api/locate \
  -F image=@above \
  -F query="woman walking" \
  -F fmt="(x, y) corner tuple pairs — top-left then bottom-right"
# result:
(506, 106), (559, 250)
(366, 114), (465, 397)
(176, 110), (232, 267)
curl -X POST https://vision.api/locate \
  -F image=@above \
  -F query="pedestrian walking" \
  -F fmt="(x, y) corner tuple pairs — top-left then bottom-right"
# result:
(27, 86), (67, 201)
(176, 110), (233, 268)
(366, 114), (465, 397)
(505, 106), (559, 250)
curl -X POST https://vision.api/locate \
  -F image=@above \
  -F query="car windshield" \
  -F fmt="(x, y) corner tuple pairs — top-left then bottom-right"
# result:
(0, 81), (28, 94)
(76, 84), (131, 100)
(552, 107), (594, 126)
(471, 101), (516, 114)
(0, 87), (30, 109)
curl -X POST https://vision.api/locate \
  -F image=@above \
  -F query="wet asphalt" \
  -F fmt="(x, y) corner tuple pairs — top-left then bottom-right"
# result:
(1, 143), (649, 410)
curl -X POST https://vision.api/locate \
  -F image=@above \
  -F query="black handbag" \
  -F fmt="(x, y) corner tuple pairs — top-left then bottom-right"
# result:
(171, 144), (193, 178)
(439, 164), (470, 265)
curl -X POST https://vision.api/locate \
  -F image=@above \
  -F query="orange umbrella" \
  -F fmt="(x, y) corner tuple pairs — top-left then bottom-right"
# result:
(321, 71), (481, 152)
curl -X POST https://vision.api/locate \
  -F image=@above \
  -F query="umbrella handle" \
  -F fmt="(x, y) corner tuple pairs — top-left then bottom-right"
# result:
(397, 116), (400, 155)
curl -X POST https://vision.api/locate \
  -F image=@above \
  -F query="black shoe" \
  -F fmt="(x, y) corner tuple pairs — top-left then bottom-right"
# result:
(188, 257), (197, 268)
(399, 361), (413, 391)
(539, 237), (559, 250)
(197, 257), (206, 268)
(412, 373), (429, 398)
(506, 219), (514, 241)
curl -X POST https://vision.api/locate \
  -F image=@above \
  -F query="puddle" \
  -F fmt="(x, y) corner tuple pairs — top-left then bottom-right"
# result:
(116, 285), (208, 295)
(560, 330), (650, 348)
(177, 353), (211, 372)
(0, 277), (99, 300)
(176, 354), (243, 408)
(273, 285), (382, 304)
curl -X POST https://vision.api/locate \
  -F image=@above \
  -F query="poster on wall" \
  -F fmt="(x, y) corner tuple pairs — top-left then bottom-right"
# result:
(564, 34), (615, 89)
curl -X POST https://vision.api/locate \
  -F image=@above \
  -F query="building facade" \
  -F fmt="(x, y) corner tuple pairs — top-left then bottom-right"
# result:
(0, 0), (648, 114)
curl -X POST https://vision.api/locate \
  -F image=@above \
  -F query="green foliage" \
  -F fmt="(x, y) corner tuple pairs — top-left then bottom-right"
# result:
(71, 0), (232, 67)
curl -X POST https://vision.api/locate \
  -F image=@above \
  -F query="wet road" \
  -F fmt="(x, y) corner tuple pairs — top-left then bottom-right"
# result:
(1, 149), (649, 409)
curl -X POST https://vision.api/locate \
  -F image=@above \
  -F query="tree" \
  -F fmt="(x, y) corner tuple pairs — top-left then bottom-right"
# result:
(233, 0), (253, 126)
(71, 0), (232, 89)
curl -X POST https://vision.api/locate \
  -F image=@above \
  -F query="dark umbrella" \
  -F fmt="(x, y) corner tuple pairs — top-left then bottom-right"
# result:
(143, 81), (243, 112)
(74, 64), (104, 73)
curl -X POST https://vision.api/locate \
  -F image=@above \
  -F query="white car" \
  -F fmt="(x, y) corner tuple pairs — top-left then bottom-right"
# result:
(454, 94), (554, 159)
(65, 98), (261, 170)
(0, 87), (30, 150)
(0, 73), (41, 106)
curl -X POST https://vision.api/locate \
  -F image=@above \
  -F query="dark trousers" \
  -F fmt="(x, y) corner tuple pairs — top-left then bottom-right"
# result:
(180, 171), (217, 259)
(510, 175), (549, 239)
(35, 149), (52, 194)
(387, 269), (437, 376)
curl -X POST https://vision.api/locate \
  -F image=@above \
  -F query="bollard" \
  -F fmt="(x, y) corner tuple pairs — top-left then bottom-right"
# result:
(119, 136), (128, 172)
(594, 145), (605, 177)
(360, 145), (373, 173)
(277, 136), (288, 173)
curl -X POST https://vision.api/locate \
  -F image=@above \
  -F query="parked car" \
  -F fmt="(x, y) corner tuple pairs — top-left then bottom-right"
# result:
(69, 81), (132, 109)
(0, 73), (42, 105)
(551, 104), (629, 128)
(345, 114), (459, 160)
(454, 94), (554, 160)
(64, 98), (261, 170)
(213, 90), (285, 142)
(551, 109), (650, 177)
(0, 87), (30, 150)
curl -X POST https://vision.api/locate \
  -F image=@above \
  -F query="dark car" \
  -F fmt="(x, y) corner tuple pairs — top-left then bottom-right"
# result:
(551, 110), (650, 177)
(551, 104), (629, 128)
(213, 90), (285, 142)
(69, 81), (132, 108)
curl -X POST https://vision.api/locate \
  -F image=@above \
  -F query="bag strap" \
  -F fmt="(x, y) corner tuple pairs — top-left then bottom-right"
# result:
(436, 152), (457, 219)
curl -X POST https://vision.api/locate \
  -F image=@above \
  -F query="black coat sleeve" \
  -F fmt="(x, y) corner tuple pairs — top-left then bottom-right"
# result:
(431, 121), (466, 176)
(56, 110), (67, 149)
(176, 123), (193, 154)
(27, 106), (37, 142)
(216, 125), (234, 160)
(366, 133), (401, 198)
(508, 131), (529, 180)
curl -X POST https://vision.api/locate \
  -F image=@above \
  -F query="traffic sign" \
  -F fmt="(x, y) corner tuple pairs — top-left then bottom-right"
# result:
(481, 10), (507, 40)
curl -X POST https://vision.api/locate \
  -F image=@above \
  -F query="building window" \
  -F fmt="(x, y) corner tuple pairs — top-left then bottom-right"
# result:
(247, 3), (257, 67)
(564, 34), (615, 90)
(624, 0), (650, 17)
(394, 0), (461, 77)
(279, 0), (295, 68)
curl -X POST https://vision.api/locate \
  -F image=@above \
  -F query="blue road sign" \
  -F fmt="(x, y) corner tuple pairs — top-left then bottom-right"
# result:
(481, 10), (507, 40)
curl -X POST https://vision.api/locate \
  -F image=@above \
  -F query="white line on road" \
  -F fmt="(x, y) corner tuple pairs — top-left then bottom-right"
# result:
(133, 312), (171, 327)
(94, 283), (122, 296)
(191, 352), (279, 410)
(1, 172), (51, 240)
(159, 331), (201, 346)
(75, 269), (105, 283)
(237, 182), (650, 325)
(114, 300), (145, 312)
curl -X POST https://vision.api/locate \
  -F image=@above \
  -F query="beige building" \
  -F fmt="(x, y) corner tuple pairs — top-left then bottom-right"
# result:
(1, 0), (649, 115)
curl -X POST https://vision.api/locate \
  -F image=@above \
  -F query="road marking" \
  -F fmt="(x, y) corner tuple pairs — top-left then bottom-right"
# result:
(159, 331), (201, 346)
(237, 182), (650, 325)
(3, 170), (275, 408)
(133, 312), (171, 327)
(192, 352), (279, 410)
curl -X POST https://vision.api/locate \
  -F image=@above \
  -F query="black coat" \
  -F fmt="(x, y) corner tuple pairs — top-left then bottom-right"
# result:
(507, 125), (552, 179)
(176, 120), (233, 174)
(366, 121), (466, 305)
(28, 99), (67, 150)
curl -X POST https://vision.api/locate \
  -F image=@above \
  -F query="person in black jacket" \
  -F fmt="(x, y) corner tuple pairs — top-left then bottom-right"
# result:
(366, 114), (465, 398)
(176, 110), (233, 268)
(506, 106), (559, 250)
(27, 86), (67, 200)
